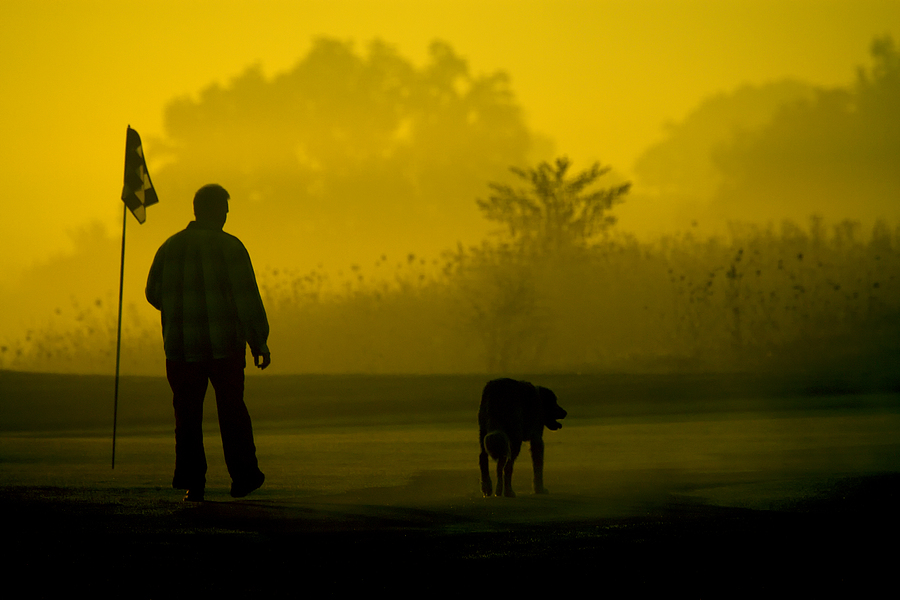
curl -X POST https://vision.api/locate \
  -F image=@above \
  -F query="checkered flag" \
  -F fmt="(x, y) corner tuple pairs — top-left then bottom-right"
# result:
(121, 126), (158, 223)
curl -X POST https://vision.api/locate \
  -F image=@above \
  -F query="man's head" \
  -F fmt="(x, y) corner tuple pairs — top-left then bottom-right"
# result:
(193, 184), (229, 227)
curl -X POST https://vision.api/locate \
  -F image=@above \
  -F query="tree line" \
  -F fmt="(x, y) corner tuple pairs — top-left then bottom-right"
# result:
(2, 36), (898, 378)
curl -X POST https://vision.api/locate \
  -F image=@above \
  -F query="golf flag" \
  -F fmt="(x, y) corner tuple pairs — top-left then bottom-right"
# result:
(121, 126), (158, 223)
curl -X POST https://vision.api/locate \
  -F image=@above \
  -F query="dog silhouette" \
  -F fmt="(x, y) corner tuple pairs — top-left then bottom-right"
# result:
(479, 378), (567, 497)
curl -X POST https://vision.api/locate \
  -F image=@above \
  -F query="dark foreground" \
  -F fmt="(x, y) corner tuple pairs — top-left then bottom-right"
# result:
(3, 473), (898, 597)
(3, 370), (899, 595)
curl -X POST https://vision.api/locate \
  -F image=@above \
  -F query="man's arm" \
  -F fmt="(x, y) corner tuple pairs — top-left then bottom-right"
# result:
(253, 352), (271, 370)
(226, 240), (271, 367)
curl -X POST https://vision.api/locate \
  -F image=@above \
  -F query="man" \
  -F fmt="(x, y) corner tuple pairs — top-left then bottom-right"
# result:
(146, 184), (269, 502)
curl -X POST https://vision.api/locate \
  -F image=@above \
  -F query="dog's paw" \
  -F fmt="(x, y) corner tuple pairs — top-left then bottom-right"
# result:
(481, 483), (493, 497)
(534, 486), (549, 495)
(503, 488), (516, 498)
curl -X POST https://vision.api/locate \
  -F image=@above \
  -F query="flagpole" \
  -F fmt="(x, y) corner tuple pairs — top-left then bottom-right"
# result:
(112, 201), (127, 469)
(116, 125), (158, 468)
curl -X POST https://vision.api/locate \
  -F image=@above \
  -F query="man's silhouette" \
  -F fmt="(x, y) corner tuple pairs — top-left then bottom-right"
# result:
(146, 184), (269, 502)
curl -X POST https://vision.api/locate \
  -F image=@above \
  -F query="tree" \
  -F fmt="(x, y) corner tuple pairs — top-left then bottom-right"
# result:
(633, 80), (816, 201)
(710, 36), (900, 224)
(149, 39), (537, 271)
(476, 157), (630, 254)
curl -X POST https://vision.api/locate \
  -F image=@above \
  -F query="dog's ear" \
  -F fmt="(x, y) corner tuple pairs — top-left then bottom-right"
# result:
(536, 387), (556, 404)
(537, 387), (562, 411)
(538, 387), (566, 428)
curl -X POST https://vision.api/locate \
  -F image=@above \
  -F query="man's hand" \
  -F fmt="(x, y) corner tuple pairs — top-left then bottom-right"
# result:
(253, 352), (271, 370)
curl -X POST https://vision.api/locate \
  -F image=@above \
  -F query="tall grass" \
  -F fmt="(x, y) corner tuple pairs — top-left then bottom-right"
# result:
(4, 217), (898, 376)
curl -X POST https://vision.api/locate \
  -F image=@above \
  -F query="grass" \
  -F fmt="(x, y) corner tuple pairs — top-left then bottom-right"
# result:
(2, 371), (899, 595)
(2, 371), (898, 512)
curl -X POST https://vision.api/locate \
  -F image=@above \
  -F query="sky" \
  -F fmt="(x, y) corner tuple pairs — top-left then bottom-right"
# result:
(1, 0), (898, 352)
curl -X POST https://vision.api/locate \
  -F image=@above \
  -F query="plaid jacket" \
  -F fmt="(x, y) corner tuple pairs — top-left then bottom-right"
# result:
(146, 221), (269, 362)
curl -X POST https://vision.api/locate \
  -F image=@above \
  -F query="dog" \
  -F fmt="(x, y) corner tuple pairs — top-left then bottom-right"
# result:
(479, 378), (567, 497)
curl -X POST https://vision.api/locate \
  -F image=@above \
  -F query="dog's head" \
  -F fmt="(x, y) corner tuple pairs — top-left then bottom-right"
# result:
(537, 386), (567, 430)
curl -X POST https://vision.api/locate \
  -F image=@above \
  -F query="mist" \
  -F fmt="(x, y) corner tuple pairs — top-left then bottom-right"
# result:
(2, 36), (898, 379)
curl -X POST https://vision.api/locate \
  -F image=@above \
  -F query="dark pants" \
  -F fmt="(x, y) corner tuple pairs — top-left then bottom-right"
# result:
(166, 356), (262, 489)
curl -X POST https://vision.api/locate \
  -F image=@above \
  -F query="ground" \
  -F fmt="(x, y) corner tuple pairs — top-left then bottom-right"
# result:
(1, 371), (898, 595)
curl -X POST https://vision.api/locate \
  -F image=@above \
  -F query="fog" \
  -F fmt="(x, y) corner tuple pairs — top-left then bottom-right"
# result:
(1, 13), (898, 377)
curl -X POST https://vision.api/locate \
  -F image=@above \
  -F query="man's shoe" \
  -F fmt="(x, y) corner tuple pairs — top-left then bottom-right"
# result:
(231, 472), (265, 498)
(183, 488), (205, 502)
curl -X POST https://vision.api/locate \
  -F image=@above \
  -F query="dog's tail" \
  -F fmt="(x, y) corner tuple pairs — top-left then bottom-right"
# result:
(483, 430), (510, 461)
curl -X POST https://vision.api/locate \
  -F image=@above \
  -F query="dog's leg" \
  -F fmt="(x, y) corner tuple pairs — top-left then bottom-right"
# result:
(479, 440), (492, 497)
(503, 458), (516, 497)
(495, 456), (508, 497)
(530, 438), (548, 494)
(499, 456), (516, 497)
(503, 440), (521, 498)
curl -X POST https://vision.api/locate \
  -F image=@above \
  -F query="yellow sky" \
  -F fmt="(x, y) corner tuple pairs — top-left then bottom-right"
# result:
(0, 0), (897, 278)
